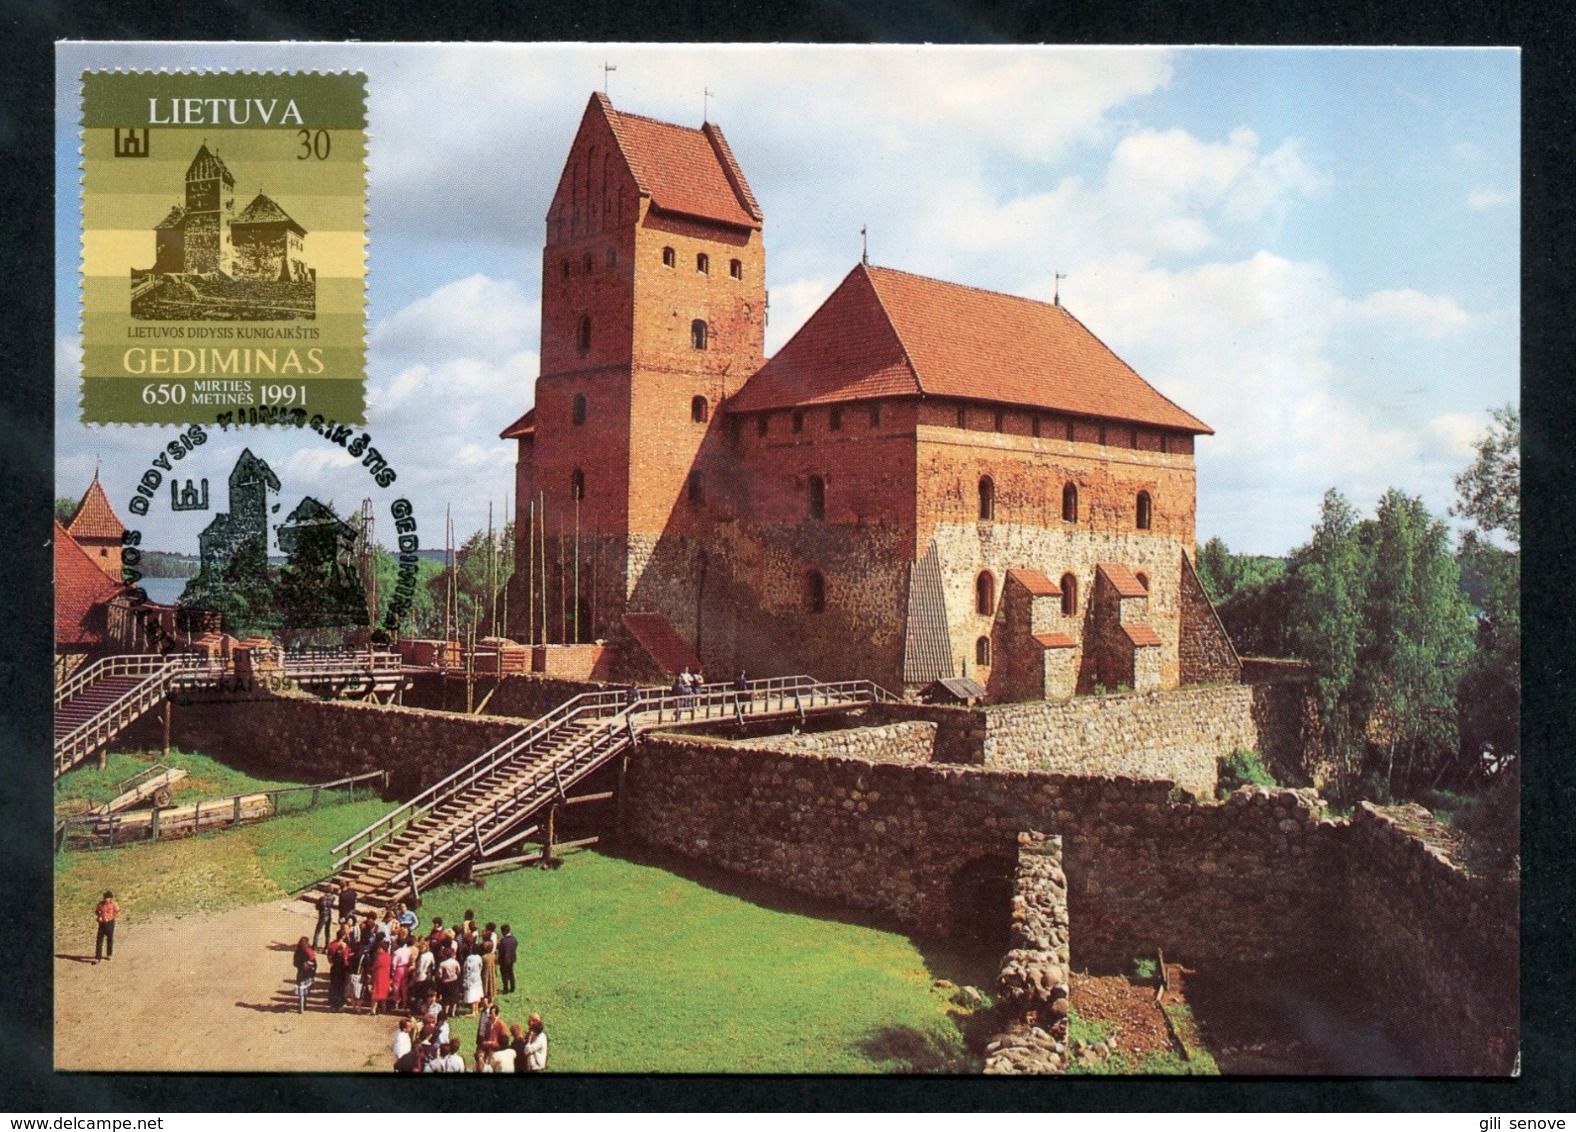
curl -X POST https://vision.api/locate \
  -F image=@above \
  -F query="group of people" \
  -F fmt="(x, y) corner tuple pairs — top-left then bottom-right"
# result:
(290, 886), (548, 1071)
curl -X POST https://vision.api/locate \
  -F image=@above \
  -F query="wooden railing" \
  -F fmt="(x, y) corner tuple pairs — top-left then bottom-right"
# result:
(329, 676), (889, 882)
(54, 664), (177, 778)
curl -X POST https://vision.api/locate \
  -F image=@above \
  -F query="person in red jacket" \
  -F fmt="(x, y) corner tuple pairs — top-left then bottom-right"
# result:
(94, 891), (119, 962)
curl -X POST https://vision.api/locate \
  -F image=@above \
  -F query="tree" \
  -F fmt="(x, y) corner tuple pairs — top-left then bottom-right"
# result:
(55, 497), (78, 524)
(1451, 405), (1518, 548)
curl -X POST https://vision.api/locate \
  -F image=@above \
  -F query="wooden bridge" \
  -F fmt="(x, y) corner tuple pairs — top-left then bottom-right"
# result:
(53, 651), (405, 778)
(309, 676), (892, 915)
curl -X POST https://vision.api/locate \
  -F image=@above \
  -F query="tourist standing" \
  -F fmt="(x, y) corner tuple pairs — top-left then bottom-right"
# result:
(369, 939), (392, 1016)
(437, 948), (462, 1017)
(480, 940), (498, 1003)
(292, 937), (317, 1013)
(326, 926), (351, 1011)
(314, 885), (336, 949)
(462, 948), (484, 1015)
(521, 1013), (548, 1072)
(338, 881), (358, 926)
(497, 924), (518, 995)
(93, 890), (119, 962)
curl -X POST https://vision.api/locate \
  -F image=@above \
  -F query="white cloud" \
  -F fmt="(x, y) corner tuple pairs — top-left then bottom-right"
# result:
(1339, 288), (1474, 339)
(1468, 186), (1515, 210)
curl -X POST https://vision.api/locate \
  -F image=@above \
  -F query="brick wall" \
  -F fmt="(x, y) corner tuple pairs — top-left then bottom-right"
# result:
(1178, 550), (1242, 685)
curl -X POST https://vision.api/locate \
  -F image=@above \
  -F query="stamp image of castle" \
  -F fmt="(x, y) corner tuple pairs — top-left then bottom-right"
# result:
(130, 143), (317, 320)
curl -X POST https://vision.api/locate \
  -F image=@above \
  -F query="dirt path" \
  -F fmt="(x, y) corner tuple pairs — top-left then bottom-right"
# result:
(55, 898), (399, 1072)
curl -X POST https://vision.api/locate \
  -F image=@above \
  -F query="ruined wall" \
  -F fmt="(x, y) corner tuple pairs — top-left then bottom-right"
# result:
(730, 720), (938, 764)
(126, 697), (527, 798)
(977, 684), (1271, 798)
(986, 832), (1073, 1075)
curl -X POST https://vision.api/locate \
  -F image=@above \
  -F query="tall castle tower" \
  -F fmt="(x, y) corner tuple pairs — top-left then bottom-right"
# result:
(513, 93), (765, 645)
(181, 144), (236, 275)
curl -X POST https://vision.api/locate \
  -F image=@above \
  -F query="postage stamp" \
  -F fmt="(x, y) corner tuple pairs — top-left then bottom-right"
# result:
(54, 44), (1519, 1079)
(78, 71), (367, 425)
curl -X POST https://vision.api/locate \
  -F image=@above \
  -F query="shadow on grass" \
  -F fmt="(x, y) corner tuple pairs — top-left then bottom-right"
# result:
(856, 1021), (981, 1074)
(599, 840), (1001, 990)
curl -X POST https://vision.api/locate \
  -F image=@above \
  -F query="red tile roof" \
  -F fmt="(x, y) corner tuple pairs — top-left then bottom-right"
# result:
(623, 612), (702, 677)
(500, 407), (536, 440)
(1007, 568), (1061, 597)
(1121, 622), (1164, 648)
(729, 264), (1211, 433)
(66, 476), (124, 542)
(595, 94), (761, 231)
(1098, 562), (1150, 598)
(1032, 632), (1076, 649)
(55, 521), (124, 647)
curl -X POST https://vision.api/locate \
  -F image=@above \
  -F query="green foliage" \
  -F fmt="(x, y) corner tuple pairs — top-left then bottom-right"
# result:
(1196, 536), (1288, 607)
(56, 497), (79, 523)
(368, 544), (442, 638)
(1451, 405), (1518, 548)
(134, 551), (198, 579)
(179, 533), (280, 638)
(1132, 956), (1157, 980)
(1216, 749), (1277, 797)
(1159, 1004), (1220, 1075)
(423, 521), (516, 641)
(52, 748), (298, 815)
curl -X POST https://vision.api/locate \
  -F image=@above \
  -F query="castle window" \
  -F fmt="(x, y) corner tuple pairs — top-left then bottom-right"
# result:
(757, 414), (769, 438)
(688, 470), (704, 505)
(829, 407), (842, 432)
(792, 411), (804, 434)
(808, 475), (825, 520)
(607, 247), (618, 269)
(994, 410), (1005, 433)
(571, 468), (586, 502)
(956, 404), (967, 429)
(690, 320), (708, 350)
(1135, 571), (1150, 592)
(1032, 416), (1042, 439)
(583, 252), (593, 274)
(572, 393), (587, 426)
(691, 395), (709, 424)
(869, 403), (881, 427)
(806, 570), (827, 614)
(978, 475), (995, 521)
(976, 572), (996, 617)
(1136, 491), (1153, 530)
(662, 247), (675, 268)
(561, 259), (570, 279)
(578, 315), (592, 354)
(976, 636), (992, 667)
(1065, 420), (1076, 442)
(1061, 573), (1078, 617)
(730, 258), (742, 280)
(696, 252), (710, 274)
(1062, 482), (1079, 523)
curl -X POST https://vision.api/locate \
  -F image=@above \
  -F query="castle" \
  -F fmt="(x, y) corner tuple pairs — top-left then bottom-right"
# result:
(503, 93), (1241, 700)
(138, 144), (313, 284)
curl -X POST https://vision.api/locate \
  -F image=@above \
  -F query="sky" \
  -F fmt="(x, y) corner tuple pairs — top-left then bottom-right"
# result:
(55, 44), (1519, 557)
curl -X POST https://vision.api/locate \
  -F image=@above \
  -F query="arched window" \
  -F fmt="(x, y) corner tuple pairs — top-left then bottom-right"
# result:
(690, 320), (708, 350)
(691, 395), (709, 423)
(808, 475), (825, 520)
(662, 247), (675, 268)
(976, 571), (996, 616)
(583, 252), (593, 274)
(976, 636), (992, 667)
(792, 411), (804, 434)
(1135, 571), (1150, 592)
(1061, 573), (1078, 617)
(696, 252), (710, 274)
(805, 570), (826, 613)
(978, 475), (996, 521)
(729, 258), (743, 279)
(688, 470), (704, 505)
(829, 407), (843, 432)
(1062, 482), (1079, 523)
(757, 414), (769, 438)
(572, 393), (587, 426)
(571, 468), (585, 502)
(1136, 491), (1153, 530)
(578, 315), (591, 353)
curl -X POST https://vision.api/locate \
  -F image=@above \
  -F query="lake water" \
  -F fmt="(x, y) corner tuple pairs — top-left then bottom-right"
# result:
(137, 577), (188, 605)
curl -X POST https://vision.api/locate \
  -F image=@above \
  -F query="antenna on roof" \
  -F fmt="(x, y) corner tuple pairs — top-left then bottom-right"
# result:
(1053, 272), (1067, 307)
(702, 86), (714, 123)
(602, 62), (616, 96)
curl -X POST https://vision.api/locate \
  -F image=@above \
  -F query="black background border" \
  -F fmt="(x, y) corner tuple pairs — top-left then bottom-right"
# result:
(2, 0), (1571, 1112)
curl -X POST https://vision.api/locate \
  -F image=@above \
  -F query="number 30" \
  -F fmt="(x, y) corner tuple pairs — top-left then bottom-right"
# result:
(296, 129), (331, 160)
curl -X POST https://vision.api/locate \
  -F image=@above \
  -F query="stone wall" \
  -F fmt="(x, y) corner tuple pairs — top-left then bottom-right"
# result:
(401, 671), (614, 722)
(976, 684), (1269, 798)
(1177, 550), (1241, 685)
(125, 697), (528, 798)
(622, 735), (1515, 1073)
(731, 720), (938, 764)
(986, 832), (1073, 1074)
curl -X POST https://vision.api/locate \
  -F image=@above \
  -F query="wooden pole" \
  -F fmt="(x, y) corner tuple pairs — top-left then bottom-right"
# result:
(615, 752), (629, 838)
(162, 699), (172, 759)
(542, 803), (557, 868)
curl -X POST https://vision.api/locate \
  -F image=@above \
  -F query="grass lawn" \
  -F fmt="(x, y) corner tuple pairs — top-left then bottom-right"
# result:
(53, 748), (301, 816)
(417, 846), (996, 1072)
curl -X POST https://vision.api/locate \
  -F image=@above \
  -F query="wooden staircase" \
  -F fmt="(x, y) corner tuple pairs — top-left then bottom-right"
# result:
(309, 676), (890, 914)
